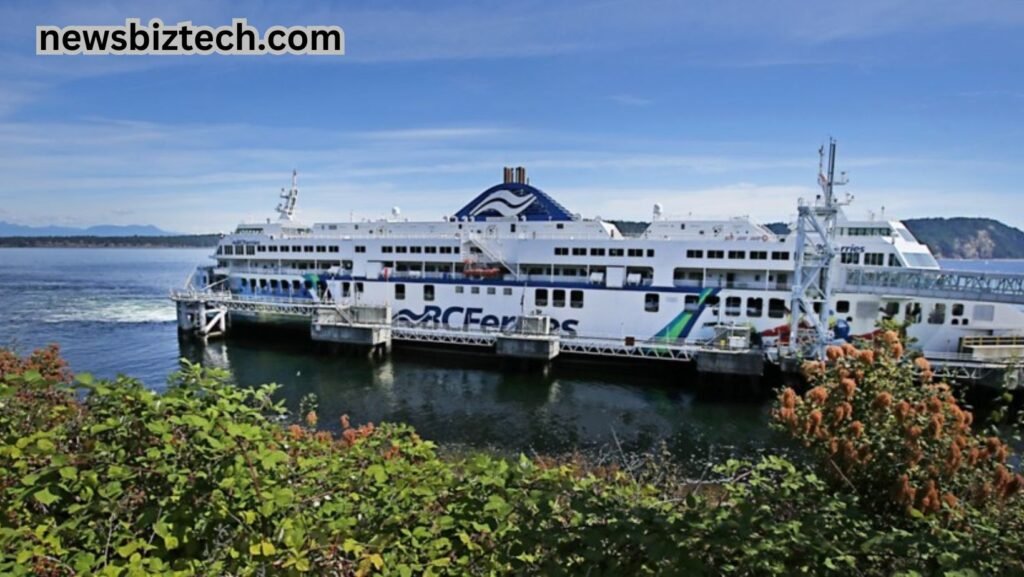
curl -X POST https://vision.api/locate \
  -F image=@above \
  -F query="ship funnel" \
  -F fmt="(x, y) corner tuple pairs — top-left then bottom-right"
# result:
(503, 167), (513, 183)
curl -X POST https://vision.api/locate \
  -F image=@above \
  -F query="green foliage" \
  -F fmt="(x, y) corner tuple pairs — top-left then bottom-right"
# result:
(2, 345), (1024, 576)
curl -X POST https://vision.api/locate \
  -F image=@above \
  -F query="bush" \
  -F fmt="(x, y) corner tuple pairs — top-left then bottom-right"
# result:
(774, 332), (1024, 574)
(2, 344), (1023, 576)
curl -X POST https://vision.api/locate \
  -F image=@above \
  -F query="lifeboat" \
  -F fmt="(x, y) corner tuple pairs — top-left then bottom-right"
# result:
(463, 260), (504, 278)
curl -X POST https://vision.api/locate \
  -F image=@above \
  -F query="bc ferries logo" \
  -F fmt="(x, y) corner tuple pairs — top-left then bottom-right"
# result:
(395, 306), (579, 335)
(466, 190), (536, 217)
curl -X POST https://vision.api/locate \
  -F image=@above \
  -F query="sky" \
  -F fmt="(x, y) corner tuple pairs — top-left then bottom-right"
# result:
(0, 0), (1023, 233)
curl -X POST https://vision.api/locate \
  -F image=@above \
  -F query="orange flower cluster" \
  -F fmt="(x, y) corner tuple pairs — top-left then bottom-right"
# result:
(0, 344), (72, 383)
(775, 335), (1022, 517)
(341, 420), (376, 447)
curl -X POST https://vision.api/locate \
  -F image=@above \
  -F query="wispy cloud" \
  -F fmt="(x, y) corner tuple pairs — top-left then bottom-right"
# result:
(609, 94), (652, 107)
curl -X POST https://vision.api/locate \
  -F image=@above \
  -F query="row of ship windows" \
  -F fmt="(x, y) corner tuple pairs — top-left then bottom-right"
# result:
(683, 249), (790, 261)
(382, 246), (457, 254)
(553, 247), (656, 257)
(391, 283), (518, 302)
(220, 245), (368, 256)
(841, 253), (899, 266)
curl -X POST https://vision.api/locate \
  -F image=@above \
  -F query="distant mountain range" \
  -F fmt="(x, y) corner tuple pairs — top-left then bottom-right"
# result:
(0, 221), (178, 237)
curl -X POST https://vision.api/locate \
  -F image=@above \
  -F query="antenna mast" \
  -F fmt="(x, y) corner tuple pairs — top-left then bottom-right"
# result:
(788, 138), (849, 359)
(276, 170), (299, 221)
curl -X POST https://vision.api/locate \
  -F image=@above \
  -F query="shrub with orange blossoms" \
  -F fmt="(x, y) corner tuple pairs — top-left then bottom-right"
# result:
(774, 334), (1023, 518)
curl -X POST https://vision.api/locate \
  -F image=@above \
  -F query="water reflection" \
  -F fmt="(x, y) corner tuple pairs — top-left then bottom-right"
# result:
(180, 336), (787, 473)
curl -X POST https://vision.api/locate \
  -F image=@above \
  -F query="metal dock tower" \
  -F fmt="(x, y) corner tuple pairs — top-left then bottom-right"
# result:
(788, 138), (848, 361)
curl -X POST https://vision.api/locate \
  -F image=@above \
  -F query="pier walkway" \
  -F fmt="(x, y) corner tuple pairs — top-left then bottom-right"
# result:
(839, 267), (1024, 305)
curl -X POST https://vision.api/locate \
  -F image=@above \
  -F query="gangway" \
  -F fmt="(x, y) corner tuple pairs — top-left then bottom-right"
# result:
(840, 267), (1024, 305)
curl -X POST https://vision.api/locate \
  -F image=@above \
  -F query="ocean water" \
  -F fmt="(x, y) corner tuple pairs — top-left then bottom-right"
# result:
(0, 248), (783, 469)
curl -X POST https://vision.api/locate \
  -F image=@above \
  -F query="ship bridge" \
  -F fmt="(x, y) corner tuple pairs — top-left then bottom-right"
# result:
(838, 267), (1024, 305)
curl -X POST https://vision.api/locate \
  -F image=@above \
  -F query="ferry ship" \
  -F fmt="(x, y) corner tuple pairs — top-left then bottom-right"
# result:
(177, 152), (1024, 367)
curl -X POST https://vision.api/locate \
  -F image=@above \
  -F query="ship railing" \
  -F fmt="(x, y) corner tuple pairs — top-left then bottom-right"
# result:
(170, 289), (322, 306)
(839, 267), (1024, 304)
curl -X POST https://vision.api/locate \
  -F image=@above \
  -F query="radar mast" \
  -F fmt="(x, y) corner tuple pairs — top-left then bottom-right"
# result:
(276, 170), (299, 221)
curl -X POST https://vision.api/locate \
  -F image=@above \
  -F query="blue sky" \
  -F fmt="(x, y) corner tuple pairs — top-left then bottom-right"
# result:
(0, 0), (1023, 232)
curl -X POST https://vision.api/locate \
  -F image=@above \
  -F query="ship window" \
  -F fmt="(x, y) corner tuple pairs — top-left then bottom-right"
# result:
(570, 290), (584, 308)
(686, 249), (703, 258)
(487, 287), (496, 295)
(928, 303), (946, 324)
(750, 251), (767, 260)
(837, 300), (850, 314)
(535, 289), (548, 306)
(302, 280), (312, 290)
(341, 282), (350, 297)
(303, 246), (313, 253)
(647, 249), (655, 257)
(440, 246), (454, 254)
(771, 251), (789, 261)
(355, 282), (364, 293)
(888, 254), (901, 267)
(590, 248), (606, 256)
(316, 246), (326, 253)
(424, 285), (434, 301)
(725, 297), (742, 316)
(503, 287), (513, 296)
(552, 290), (566, 307)
(355, 246), (366, 253)
(510, 224), (516, 233)
(864, 253), (884, 266)
(609, 248), (625, 257)
(645, 293), (659, 312)
(259, 279), (268, 289)
(455, 286), (464, 294)
(882, 302), (899, 318)
(425, 246), (437, 254)
(223, 246), (234, 255)
(382, 246), (393, 253)
(329, 246), (339, 253)
(747, 298), (763, 317)
(394, 284), (405, 300)
(270, 279), (278, 289)
(246, 246), (256, 256)
(841, 252), (859, 264)
(409, 246), (421, 254)
(684, 295), (700, 312)
(707, 250), (724, 259)
(557, 223), (564, 229)
(952, 303), (964, 317)
(268, 245), (278, 253)
(768, 298), (786, 319)
(905, 302), (922, 324)
(572, 248), (587, 256)
(554, 247), (569, 256)
(257, 245), (266, 253)
(628, 249), (643, 257)
(728, 250), (745, 260)
(973, 304), (994, 322)
(471, 286), (480, 294)
(396, 246), (408, 253)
